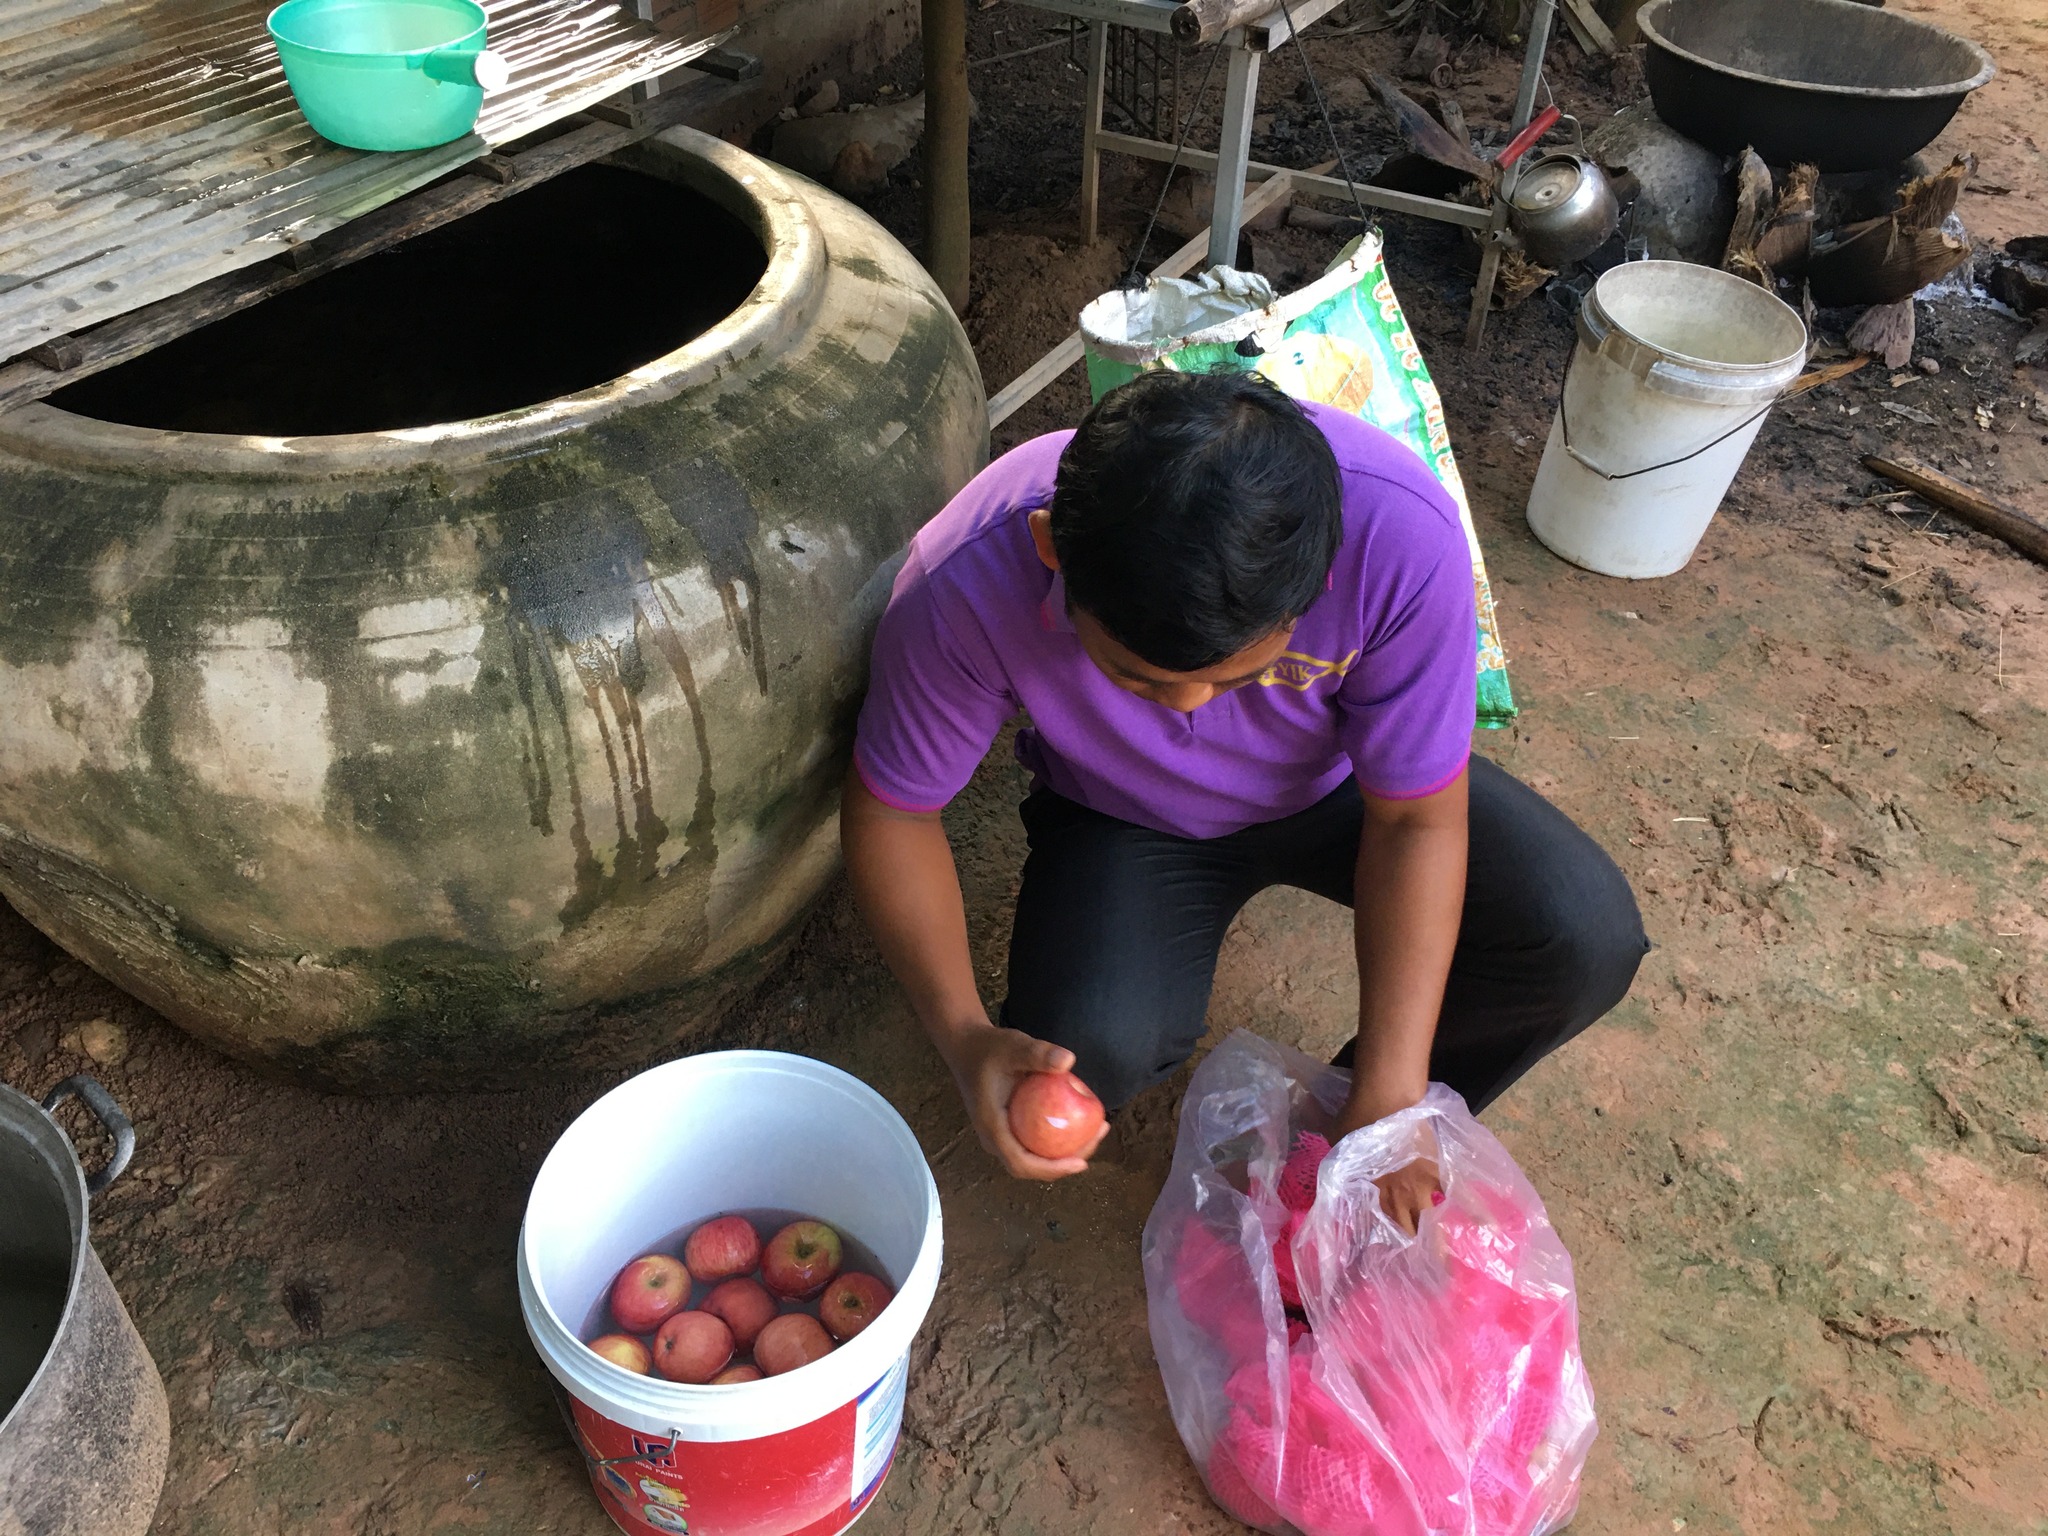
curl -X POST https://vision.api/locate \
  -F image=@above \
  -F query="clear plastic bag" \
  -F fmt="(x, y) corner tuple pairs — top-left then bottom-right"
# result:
(1141, 1032), (1596, 1536)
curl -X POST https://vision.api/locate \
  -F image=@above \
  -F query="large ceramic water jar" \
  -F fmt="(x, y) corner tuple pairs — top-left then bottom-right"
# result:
(0, 128), (987, 1089)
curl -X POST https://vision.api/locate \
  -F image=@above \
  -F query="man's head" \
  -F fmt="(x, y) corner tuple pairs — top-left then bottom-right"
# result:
(1036, 369), (1341, 709)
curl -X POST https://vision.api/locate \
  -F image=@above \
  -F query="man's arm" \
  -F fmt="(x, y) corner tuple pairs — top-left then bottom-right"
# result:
(841, 768), (1109, 1180)
(1336, 766), (1469, 1227)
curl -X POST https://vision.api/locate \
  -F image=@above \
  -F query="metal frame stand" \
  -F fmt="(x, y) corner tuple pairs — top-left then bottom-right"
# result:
(1031, 0), (1558, 345)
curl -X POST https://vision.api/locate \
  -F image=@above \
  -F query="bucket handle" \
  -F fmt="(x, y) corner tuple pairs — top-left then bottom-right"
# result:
(41, 1074), (135, 1197)
(547, 1377), (686, 1475)
(1557, 388), (1779, 482)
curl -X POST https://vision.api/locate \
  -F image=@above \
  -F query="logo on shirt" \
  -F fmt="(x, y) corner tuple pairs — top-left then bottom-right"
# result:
(1257, 649), (1358, 691)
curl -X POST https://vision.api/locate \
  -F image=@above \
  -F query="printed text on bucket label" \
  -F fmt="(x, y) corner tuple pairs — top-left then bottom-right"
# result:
(852, 1352), (910, 1508)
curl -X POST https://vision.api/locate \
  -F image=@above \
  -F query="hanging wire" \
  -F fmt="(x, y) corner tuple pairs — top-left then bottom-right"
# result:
(1272, 0), (1374, 232)
(1125, 39), (1228, 286)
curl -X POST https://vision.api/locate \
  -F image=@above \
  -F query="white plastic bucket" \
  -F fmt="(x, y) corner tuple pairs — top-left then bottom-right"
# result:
(1525, 261), (1807, 578)
(519, 1051), (943, 1536)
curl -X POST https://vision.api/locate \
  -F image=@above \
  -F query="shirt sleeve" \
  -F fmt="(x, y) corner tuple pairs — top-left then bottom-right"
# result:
(853, 549), (1018, 813)
(1334, 482), (1479, 800)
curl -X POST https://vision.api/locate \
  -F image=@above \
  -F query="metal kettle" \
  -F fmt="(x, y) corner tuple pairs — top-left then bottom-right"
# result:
(1502, 112), (1620, 268)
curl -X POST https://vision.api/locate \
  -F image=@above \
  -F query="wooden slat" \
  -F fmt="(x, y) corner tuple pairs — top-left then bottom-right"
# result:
(987, 172), (1299, 429)
(0, 0), (726, 366)
(0, 76), (734, 418)
(1558, 0), (1616, 55)
(1784, 356), (1871, 397)
(1864, 453), (2048, 567)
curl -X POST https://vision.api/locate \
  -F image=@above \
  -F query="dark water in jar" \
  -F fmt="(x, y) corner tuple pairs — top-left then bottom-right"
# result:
(49, 163), (768, 436)
(578, 1207), (896, 1346)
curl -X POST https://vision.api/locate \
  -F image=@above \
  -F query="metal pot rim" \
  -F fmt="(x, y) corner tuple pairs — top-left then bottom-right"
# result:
(1637, 0), (1996, 103)
(0, 128), (830, 479)
(0, 1081), (87, 1445)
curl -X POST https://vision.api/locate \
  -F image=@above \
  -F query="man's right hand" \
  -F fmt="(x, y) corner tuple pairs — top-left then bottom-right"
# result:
(940, 1023), (1109, 1181)
(842, 769), (1107, 1182)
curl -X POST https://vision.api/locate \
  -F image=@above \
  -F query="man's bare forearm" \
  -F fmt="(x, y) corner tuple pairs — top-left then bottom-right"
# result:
(1341, 769), (1469, 1133)
(840, 768), (991, 1056)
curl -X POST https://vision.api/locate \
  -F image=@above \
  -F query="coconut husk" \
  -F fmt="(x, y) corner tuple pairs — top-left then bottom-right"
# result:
(1807, 156), (1972, 309)
(1401, 28), (1451, 84)
(1369, 73), (1492, 184)
(1847, 297), (1916, 369)
(1722, 148), (1777, 286)
(1418, 91), (1472, 153)
(1493, 248), (1554, 309)
(1756, 162), (1819, 277)
(1897, 154), (1974, 232)
(1808, 216), (1970, 307)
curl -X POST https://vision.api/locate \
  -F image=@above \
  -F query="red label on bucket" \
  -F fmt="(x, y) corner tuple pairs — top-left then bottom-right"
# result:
(571, 1359), (906, 1536)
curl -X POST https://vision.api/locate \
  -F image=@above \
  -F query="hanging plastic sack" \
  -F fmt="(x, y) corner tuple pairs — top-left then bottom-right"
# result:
(1079, 238), (1515, 730)
(1142, 1032), (1596, 1536)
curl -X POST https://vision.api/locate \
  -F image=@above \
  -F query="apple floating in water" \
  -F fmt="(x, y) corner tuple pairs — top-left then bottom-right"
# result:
(820, 1272), (894, 1341)
(761, 1220), (843, 1300)
(587, 1333), (653, 1374)
(755, 1312), (835, 1376)
(609, 1253), (689, 1334)
(684, 1215), (762, 1284)
(701, 1276), (778, 1351)
(652, 1310), (734, 1384)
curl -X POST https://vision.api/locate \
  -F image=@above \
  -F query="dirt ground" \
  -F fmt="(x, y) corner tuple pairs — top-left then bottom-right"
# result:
(5, 0), (2047, 1532)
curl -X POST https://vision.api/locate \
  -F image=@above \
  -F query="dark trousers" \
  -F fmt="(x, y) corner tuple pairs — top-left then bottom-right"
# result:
(1000, 756), (1649, 1114)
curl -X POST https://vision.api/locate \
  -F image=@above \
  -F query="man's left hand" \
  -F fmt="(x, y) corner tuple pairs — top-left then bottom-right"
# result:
(1373, 1157), (1442, 1235)
(1336, 1083), (1442, 1234)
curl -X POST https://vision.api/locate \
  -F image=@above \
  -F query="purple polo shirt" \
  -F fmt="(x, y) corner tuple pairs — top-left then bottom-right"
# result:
(854, 403), (1477, 840)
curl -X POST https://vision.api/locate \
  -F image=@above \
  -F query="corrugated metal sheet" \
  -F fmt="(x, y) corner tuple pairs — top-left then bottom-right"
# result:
(0, 0), (720, 364)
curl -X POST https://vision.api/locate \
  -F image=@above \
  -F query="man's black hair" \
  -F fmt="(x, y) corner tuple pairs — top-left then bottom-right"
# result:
(1049, 368), (1342, 673)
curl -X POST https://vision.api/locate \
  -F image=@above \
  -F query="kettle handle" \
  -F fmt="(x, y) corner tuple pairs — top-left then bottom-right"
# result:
(41, 1074), (135, 1197)
(1496, 104), (1562, 168)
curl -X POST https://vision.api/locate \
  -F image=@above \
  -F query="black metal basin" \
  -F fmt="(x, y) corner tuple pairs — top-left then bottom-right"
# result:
(1639, 0), (1995, 172)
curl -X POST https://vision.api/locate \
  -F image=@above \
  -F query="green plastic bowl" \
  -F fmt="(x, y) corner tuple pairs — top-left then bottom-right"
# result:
(268, 0), (509, 152)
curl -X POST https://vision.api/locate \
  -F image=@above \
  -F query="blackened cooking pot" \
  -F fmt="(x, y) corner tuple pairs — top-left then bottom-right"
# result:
(1639, 0), (1994, 172)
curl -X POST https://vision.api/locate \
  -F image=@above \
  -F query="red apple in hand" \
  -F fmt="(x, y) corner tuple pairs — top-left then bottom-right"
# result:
(762, 1221), (843, 1299)
(701, 1277), (778, 1350)
(754, 1312), (834, 1375)
(652, 1310), (734, 1384)
(609, 1253), (690, 1334)
(684, 1215), (762, 1284)
(1008, 1071), (1105, 1160)
(587, 1333), (653, 1374)
(819, 1272), (894, 1341)
(711, 1363), (763, 1385)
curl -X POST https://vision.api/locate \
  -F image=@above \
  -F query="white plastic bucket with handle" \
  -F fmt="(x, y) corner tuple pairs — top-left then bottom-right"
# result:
(1525, 261), (1807, 578)
(519, 1051), (943, 1536)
